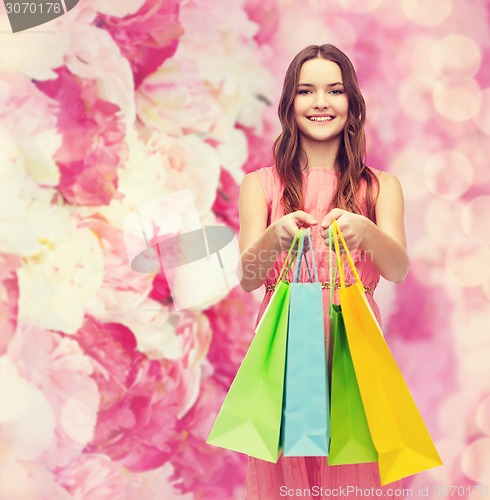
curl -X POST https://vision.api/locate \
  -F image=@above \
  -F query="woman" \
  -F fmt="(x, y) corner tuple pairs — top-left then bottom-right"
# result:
(239, 44), (409, 498)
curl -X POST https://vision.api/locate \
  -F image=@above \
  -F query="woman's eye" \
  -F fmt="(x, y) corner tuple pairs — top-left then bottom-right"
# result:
(330, 89), (343, 95)
(297, 89), (311, 94)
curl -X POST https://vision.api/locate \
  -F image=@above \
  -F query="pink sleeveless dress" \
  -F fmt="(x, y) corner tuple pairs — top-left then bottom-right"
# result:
(246, 166), (403, 499)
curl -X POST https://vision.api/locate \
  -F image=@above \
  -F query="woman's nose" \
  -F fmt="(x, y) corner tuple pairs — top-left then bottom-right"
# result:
(314, 92), (329, 108)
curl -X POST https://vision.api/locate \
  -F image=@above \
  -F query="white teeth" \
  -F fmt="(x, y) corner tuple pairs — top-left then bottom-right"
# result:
(308, 116), (333, 122)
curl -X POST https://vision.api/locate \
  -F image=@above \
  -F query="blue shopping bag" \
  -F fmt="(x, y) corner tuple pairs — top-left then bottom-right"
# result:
(281, 230), (329, 456)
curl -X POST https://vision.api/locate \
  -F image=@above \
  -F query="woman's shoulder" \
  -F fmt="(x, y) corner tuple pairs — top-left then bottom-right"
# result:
(252, 165), (277, 179)
(243, 165), (278, 206)
(247, 165), (279, 188)
(366, 165), (400, 183)
(364, 166), (403, 204)
(366, 165), (382, 177)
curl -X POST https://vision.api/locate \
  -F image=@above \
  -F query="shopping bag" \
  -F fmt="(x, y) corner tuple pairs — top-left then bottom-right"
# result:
(281, 230), (329, 456)
(329, 304), (378, 464)
(328, 225), (377, 465)
(206, 231), (302, 462)
(331, 220), (442, 485)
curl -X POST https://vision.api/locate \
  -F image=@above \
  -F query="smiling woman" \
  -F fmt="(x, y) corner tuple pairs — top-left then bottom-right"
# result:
(237, 44), (409, 499)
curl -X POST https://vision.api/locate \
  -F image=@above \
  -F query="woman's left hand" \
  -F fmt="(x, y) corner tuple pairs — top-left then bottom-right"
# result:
(319, 208), (371, 253)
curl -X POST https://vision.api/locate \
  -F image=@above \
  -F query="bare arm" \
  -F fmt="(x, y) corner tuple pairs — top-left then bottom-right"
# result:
(238, 172), (317, 292)
(320, 171), (409, 283)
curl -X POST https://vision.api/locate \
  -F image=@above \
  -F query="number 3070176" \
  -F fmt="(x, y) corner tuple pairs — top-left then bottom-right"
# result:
(5, 3), (62, 14)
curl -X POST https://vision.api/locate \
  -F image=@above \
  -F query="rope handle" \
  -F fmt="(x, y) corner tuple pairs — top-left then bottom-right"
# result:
(292, 230), (318, 283)
(331, 220), (362, 289)
(328, 226), (339, 307)
(293, 231), (312, 283)
(275, 229), (302, 286)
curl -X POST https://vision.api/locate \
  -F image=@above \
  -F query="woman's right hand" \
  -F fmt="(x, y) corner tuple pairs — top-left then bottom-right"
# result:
(272, 210), (317, 252)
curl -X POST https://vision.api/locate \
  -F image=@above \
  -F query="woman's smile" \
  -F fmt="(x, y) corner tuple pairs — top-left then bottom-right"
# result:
(307, 114), (335, 122)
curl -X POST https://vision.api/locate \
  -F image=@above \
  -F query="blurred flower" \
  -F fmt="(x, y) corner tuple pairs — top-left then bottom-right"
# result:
(147, 132), (221, 216)
(135, 463), (194, 500)
(136, 58), (223, 137)
(0, 254), (20, 355)
(65, 23), (136, 127)
(73, 316), (179, 472)
(171, 310), (212, 417)
(0, 355), (56, 461)
(244, 0), (280, 45)
(149, 272), (172, 307)
(204, 286), (258, 387)
(85, 0), (147, 18)
(95, 0), (184, 88)
(0, 74), (61, 186)
(212, 168), (241, 232)
(0, 458), (71, 500)
(98, 130), (170, 231)
(238, 116), (277, 175)
(170, 376), (247, 499)
(137, 0), (274, 145)
(15, 199), (104, 333)
(178, 0), (274, 137)
(5, 148), (104, 335)
(56, 454), (138, 500)
(35, 66), (127, 206)
(6, 324), (100, 470)
(0, 16), (68, 80)
(82, 213), (154, 321)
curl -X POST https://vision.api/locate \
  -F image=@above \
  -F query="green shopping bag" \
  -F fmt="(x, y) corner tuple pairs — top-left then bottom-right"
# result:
(329, 305), (378, 464)
(328, 227), (377, 464)
(206, 231), (301, 462)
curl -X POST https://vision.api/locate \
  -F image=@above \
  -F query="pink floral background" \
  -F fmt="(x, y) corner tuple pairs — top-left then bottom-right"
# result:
(1, 0), (490, 498)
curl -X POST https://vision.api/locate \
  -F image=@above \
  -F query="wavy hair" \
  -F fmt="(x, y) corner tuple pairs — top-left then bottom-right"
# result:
(272, 44), (379, 220)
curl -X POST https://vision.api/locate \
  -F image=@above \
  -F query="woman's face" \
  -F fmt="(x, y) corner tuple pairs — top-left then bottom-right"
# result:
(293, 58), (349, 147)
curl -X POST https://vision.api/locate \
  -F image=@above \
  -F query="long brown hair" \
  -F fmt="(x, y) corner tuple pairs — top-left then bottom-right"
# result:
(272, 44), (379, 220)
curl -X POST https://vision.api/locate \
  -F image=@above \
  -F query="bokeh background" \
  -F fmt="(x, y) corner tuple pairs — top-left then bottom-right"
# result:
(1, 0), (490, 498)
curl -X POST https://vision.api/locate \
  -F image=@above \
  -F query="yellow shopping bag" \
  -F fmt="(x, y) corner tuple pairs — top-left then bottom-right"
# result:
(331, 221), (442, 485)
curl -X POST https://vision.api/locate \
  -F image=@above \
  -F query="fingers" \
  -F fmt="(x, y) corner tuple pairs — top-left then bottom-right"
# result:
(277, 218), (315, 253)
(291, 213), (316, 252)
(293, 210), (317, 228)
(320, 208), (345, 230)
(275, 211), (322, 253)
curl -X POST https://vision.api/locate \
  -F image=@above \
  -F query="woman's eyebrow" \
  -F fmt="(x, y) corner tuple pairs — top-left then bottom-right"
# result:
(297, 82), (344, 87)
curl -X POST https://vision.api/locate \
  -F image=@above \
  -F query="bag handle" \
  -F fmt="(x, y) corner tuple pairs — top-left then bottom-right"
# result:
(292, 230), (318, 283)
(275, 229), (302, 286)
(328, 225), (339, 309)
(293, 231), (311, 283)
(331, 220), (362, 289)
